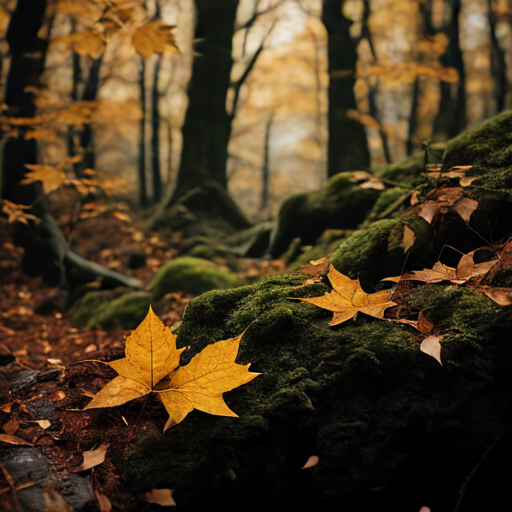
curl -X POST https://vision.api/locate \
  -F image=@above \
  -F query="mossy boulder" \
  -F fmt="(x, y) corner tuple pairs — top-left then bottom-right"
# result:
(149, 256), (242, 299)
(268, 172), (382, 258)
(151, 180), (251, 234)
(123, 273), (512, 509)
(72, 290), (150, 330)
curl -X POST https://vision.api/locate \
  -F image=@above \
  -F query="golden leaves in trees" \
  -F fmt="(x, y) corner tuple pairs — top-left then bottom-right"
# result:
(85, 307), (259, 427)
(22, 165), (67, 193)
(296, 265), (396, 326)
(1, 200), (41, 225)
(71, 30), (105, 59)
(368, 63), (459, 84)
(132, 21), (178, 58)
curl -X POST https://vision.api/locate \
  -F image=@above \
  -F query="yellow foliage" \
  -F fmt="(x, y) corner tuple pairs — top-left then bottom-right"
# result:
(22, 165), (67, 193)
(71, 30), (105, 59)
(1, 200), (41, 225)
(131, 20), (178, 58)
(85, 307), (259, 426)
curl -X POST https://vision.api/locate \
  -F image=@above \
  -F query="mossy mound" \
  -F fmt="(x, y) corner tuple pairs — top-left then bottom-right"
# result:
(72, 290), (150, 330)
(149, 256), (243, 300)
(122, 273), (512, 509)
(268, 172), (382, 258)
(151, 180), (251, 234)
(377, 142), (446, 184)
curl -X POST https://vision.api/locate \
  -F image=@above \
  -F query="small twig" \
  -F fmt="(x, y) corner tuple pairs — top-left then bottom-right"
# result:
(453, 430), (507, 512)
(0, 463), (21, 512)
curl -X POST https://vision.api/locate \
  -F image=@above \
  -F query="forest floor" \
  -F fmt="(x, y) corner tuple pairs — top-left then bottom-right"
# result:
(0, 212), (288, 511)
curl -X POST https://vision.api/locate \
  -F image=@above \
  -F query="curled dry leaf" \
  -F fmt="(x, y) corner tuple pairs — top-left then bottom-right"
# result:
(302, 455), (319, 469)
(348, 170), (385, 190)
(460, 177), (478, 187)
(401, 225), (416, 253)
(28, 420), (51, 430)
(420, 335), (444, 366)
(296, 265), (396, 326)
(404, 249), (498, 285)
(85, 307), (260, 426)
(476, 287), (512, 306)
(144, 488), (176, 506)
(0, 434), (32, 446)
(70, 443), (109, 472)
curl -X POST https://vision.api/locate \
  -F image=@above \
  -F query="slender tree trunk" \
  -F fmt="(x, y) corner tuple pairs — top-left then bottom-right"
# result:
(322, 0), (370, 175)
(361, 0), (391, 164)
(80, 55), (103, 172)
(151, 55), (163, 203)
(138, 59), (148, 207)
(487, 0), (507, 113)
(68, 35), (82, 177)
(261, 113), (273, 211)
(172, 0), (239, 200)
(433, 0), (466, 139)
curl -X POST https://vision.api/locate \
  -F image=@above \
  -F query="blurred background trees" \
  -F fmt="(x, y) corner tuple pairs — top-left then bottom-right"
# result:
(1, 0), (511, 223)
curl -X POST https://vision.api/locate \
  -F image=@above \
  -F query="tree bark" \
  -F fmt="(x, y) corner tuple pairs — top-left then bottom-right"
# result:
(322, 0), (370, 175)
(1, 0), (142, 293)
(151, 56), (163, 203)
(433, 0), (466, 140)
(138, 59), (148, 207)
(172, 0), (239, 200)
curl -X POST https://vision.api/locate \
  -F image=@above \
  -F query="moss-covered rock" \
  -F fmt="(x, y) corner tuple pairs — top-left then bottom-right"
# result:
(149, 256), (242, 300)
(376, 142), (445, 184)
(268, 172), (382, 258)
(122, 273), (512, 509)
(72, 290), (150, 329)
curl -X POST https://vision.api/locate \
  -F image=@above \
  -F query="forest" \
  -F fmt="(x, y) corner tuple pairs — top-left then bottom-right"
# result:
(1, 0), (512, 510)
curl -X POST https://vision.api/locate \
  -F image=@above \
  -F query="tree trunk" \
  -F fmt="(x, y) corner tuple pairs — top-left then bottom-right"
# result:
(487, 0), (507, 114)
(1, 0), (142, 293)
(138, 59), (148, 207)
(261, 113), (273, 211)
(433, 0), (466, 140)
(322, 0), (370, 176)
(172, 0), (239, 200)
(151, 56), (163, 203)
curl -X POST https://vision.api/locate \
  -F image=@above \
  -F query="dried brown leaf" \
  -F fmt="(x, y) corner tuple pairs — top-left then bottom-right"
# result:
(143, 488), (176, 506)
(476, 287), (512, 306)
(420, 335), (444, 365)
(71, 443), (109, 472)
(0, 434), (32, 446)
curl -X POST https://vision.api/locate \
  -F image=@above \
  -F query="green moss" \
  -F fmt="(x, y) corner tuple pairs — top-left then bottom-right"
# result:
(368, 187), (410, 221)
(72, 290), (151, 329)
(186, 243), (227, 264)
(377, 142), (445, 184)
(149, 256), (243, 300)
(122, 274), (512, 507)
(269, 172), (381, 257)
(330, 219), (400, 288)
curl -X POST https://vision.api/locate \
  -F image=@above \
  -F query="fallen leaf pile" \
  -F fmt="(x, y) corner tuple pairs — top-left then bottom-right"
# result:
(418, 187), (478, 224)
(296, 265), (396, 326)
(85, 307), (260, 427)
(403, 248), (498, 284)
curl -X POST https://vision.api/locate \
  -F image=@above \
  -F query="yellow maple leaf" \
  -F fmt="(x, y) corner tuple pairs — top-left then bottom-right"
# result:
(22, 164), (67, 193)
(132, 21), (179, 59)
(1, 200), (41, 225)
(85, 307), (259, 426)
(296, 265), (397, 326)
(71, 30), (105, 59)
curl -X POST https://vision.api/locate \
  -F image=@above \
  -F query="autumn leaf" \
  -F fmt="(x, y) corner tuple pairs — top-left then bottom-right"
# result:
(403, 249), (498, 285)
(22, 164), (66, 193)
(132, 21), (178, 58)
(85, 307), (259, 426)
(1, 200), (41, 225)
(295, 265), (396, 326)
(71, 30), (105, 59)
(418, 187), (478, 224)
(420, 335), (444, 366)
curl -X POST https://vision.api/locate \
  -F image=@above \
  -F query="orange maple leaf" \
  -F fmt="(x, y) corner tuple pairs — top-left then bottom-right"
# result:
(296, 265), (396, 326)
(85, 307), (260, 426)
